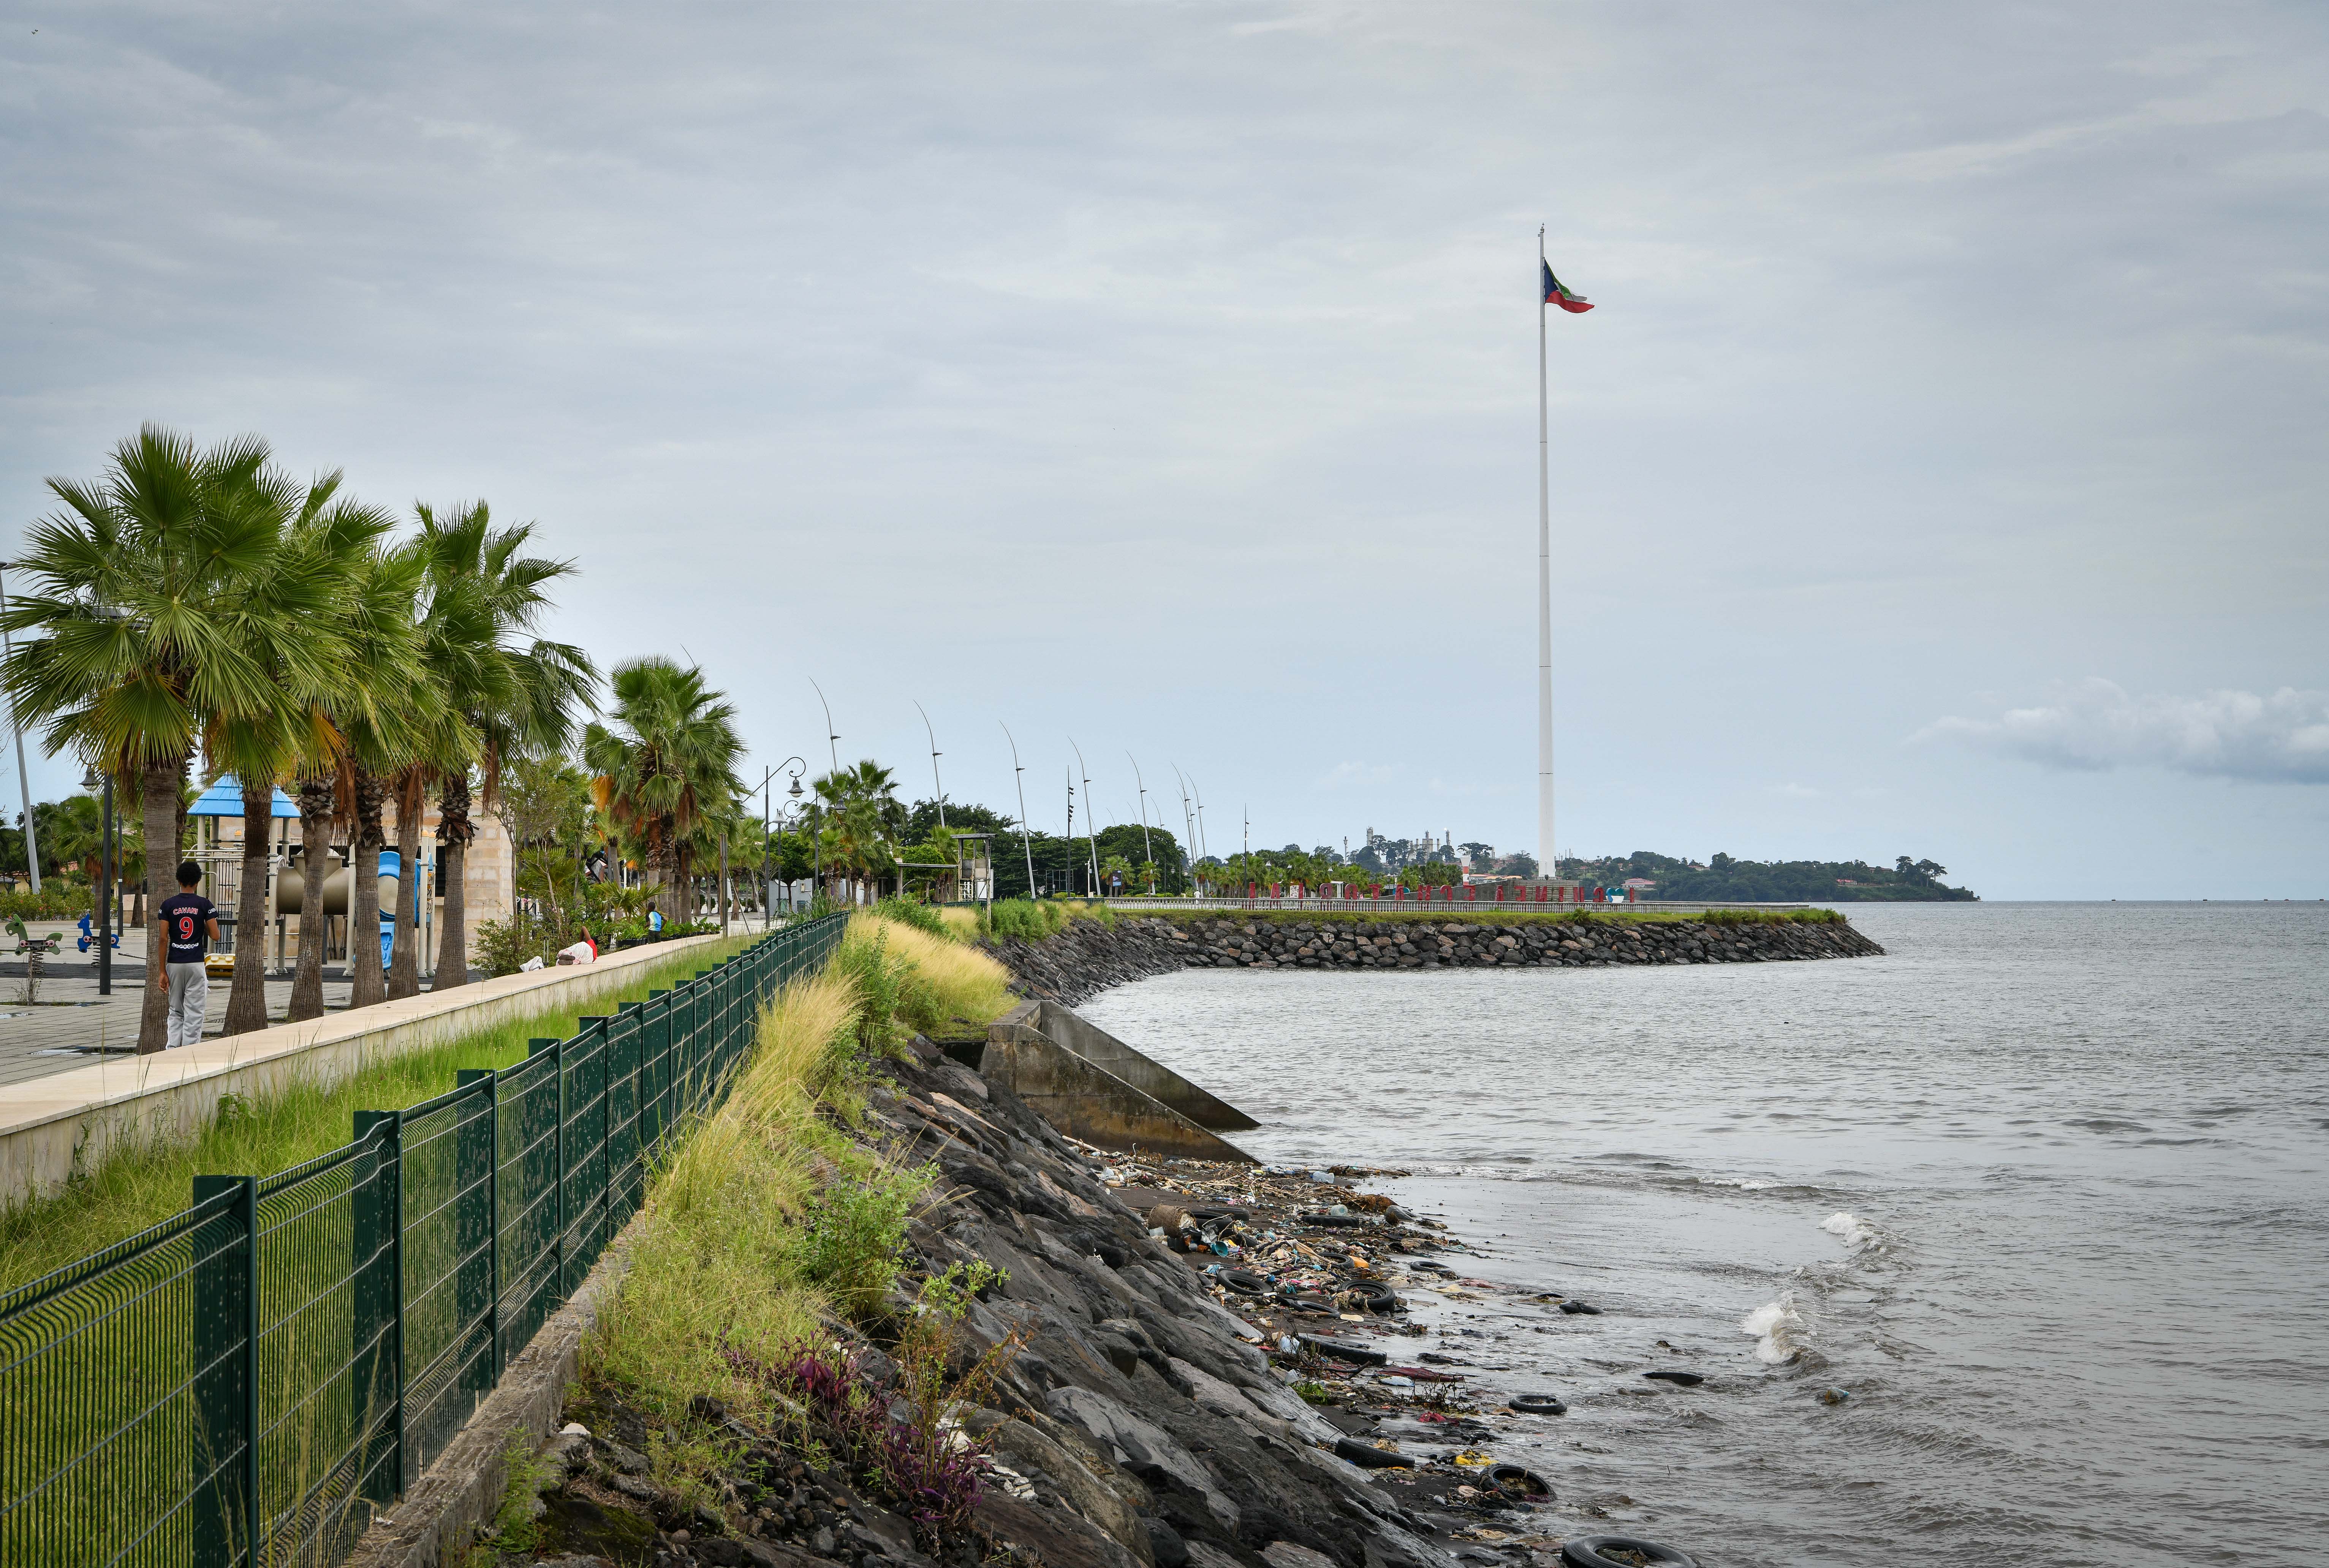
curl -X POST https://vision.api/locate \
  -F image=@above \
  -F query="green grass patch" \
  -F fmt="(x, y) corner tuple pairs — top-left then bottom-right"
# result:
(0, 934), (759, 1297)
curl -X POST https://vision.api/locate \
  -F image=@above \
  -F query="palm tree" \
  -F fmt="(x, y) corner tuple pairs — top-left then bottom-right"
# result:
(812, 759), (901, 900)
(327, 542), (433, 1012)
(413, 503), (593, 991)
(583, 658), (742, 928)
(0, 426), (345, 1052)
(204, 470), (397, 1030)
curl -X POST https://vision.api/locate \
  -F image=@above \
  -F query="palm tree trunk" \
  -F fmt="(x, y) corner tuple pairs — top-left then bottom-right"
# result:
(387, 770), (425, 999)
(136, 759), (185, 1054)
(288, 776), (334, 1021)
(223, 780), (275, 1035)
(348, 766), (387, 1008)
(432, 771), (474, 990)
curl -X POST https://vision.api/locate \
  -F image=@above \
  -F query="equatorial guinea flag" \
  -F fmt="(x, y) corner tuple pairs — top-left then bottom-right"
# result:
(1542, 261), (1593, 313)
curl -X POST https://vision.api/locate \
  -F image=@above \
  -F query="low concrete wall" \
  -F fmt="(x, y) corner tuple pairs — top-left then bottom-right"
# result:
(345, 1234), (630, 1568)
(980, 1001), (1255, 1163)
(0, 932), (734, 1205)
(1030, 999), (1259, 1132)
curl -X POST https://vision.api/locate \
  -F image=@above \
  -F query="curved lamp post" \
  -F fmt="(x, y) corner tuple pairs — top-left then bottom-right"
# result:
(999, 722), (1037, 900)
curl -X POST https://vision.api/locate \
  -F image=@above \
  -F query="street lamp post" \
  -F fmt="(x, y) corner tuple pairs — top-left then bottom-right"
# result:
(753, 758), (806, 927)
(1125, 753), (1153, 891)
(82, 763), (112, 994)
(1000, 723), (1037, 901)
(1069, 738), (1101, 898)
(0, 562), (41, 895)
(1173, 765), (1198, 896)
(915, 702), (946, 831)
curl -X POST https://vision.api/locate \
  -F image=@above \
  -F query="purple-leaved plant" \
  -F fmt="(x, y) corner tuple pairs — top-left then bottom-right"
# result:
(725, 1341), (990, 1541)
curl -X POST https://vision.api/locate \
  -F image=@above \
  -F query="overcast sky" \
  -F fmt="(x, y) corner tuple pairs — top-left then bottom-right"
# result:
(3, 2), (2324, 898)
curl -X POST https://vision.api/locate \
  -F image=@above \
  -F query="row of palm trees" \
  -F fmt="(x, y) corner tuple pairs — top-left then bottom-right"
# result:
(1, 426), (593, 1053)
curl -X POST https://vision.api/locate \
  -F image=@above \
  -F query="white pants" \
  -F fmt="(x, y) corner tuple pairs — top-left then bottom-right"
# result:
(165, 963), (209, 1050)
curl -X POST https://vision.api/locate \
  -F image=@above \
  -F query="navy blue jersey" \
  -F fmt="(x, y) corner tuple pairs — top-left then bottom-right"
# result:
(158, 893), (217, 963)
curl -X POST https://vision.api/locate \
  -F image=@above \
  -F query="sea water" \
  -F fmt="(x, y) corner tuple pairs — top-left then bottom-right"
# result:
(1078, 903), (2329, 1568)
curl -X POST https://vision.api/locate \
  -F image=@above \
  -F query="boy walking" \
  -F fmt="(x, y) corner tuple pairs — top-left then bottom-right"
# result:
(156, 861), (221, 1050)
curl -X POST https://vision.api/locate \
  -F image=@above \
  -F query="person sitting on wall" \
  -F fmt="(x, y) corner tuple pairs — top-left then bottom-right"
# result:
(555, 928), (599, 966)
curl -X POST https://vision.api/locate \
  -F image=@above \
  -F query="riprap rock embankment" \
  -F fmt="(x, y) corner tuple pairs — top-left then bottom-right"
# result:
(990, 914), (1882, 1006)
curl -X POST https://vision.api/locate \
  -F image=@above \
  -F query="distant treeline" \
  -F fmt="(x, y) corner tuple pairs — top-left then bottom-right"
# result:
(1559, 849), (1976, 902)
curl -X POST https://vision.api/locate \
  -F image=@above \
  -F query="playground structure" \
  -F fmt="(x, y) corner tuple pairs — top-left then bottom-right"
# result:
(182, 777), (514, 977)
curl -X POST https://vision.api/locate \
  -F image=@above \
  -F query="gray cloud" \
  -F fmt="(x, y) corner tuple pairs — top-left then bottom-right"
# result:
(1920, 680), (2329, 784)
(1, 4), (2326, 894)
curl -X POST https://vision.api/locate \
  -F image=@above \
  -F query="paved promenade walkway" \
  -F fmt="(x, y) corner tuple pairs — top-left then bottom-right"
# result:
(0, 972), (359, 1086)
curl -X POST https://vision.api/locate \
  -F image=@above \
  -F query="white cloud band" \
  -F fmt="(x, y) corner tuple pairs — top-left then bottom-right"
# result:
(1919, 679), (2329, 784)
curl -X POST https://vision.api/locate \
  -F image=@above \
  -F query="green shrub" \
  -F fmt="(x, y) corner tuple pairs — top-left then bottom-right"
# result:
(872, 897), (948, 939)
(983, 898), (1065, 942)
(830, 924), (944, 1051)
(0, 887), (93, 921)
(791, 1159), (932, 1318)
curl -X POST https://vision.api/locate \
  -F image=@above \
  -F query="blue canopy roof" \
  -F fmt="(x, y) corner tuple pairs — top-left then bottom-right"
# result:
(187, 777), (300, 818)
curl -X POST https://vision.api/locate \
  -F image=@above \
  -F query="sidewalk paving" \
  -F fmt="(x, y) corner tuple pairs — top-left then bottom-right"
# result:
(0, 967), (362, 1087)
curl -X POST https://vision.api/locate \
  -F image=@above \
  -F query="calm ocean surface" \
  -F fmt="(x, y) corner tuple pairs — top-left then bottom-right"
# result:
(1078, 904), (2329, 1568)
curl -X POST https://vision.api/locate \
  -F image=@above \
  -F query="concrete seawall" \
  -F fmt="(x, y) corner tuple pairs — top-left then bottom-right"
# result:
(978, 998), (1258, 1163)
(988, 911), (1884, 1007)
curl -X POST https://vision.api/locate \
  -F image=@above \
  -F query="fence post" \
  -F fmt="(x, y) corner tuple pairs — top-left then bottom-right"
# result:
(529, 1039), (563, 1299)
(612, 1005), (642, 1218)
(574, 1018), (612, 1251)
(642, 993), (669, 1157)
(350, 1111), (402, 1515)
(452, 1072), (497, 1394)
(190, 1173), (259, 1568)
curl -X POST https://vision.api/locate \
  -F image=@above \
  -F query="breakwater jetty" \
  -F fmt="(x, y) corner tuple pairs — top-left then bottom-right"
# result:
(989, 912), (1883, 1007)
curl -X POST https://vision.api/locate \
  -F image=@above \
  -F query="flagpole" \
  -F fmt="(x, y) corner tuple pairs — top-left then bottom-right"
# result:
(1536, 228), (1555, 890)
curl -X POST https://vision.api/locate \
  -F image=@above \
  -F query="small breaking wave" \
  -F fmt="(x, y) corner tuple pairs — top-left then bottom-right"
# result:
(1821, 1211), (1881, 1250)
(1741, 1291), (1809, 1364)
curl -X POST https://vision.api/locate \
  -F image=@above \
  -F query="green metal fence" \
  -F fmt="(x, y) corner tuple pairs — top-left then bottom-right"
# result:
(0, 914), (848, 1568)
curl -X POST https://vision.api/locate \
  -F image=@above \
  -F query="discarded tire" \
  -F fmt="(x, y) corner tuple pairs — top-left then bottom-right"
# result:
(1510, 1394), (1568, 1415)
(1359, 1288), (1402, 1314)
(1220, 1269), (1272, 1296)
(1299, 1335), (1388, 1366)
(1332, 1437), (1413, 1470)
(1305, 1211), (1372, 1228)
(1558, 1300), (1603, 1315)
(1643, 1370), (1704, 1386)
(1560, 1535), (1698, 1568)
(1487, 1463), (1550, 1498)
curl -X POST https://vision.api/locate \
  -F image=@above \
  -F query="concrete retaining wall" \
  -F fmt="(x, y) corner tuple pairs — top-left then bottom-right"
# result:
(1028, 999), (1259, 1132)
(0, 932), (734, 1205)
(980, 1001), (1255, 1163)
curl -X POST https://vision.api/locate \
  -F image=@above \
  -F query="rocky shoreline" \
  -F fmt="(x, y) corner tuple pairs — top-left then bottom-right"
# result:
(502, 1035), (1584, 1568)
(987, 913), (1883, 1008)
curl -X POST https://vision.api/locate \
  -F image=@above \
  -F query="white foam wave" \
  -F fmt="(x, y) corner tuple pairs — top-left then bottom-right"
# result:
(1821, 1211), (1879, 1250)
(1740, 1291), (1808, 1364)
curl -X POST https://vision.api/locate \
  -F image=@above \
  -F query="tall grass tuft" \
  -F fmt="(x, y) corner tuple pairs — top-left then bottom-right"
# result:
(590, 967), (860, 1424)
(845, 909), (1015, 1031)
